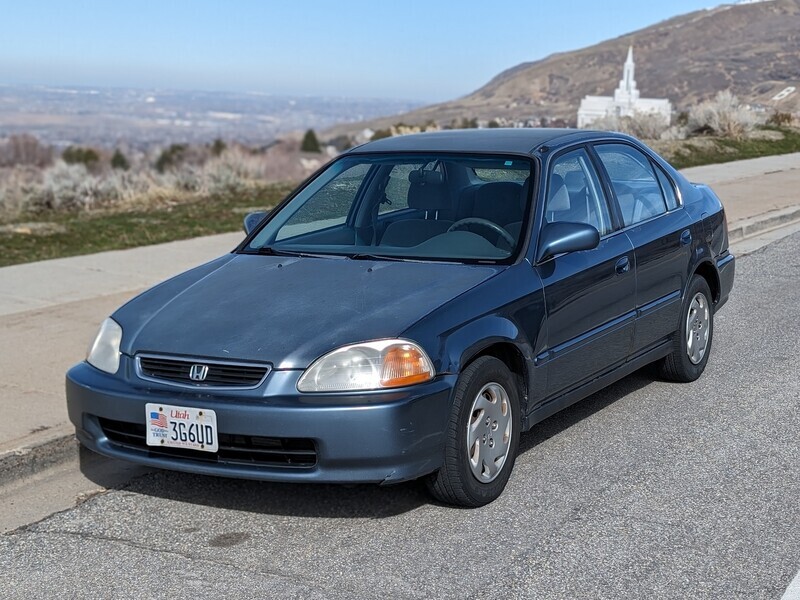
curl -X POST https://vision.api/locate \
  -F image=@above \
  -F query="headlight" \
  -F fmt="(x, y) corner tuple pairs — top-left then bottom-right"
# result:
(86, 317), (123, 374)
(297, 339), (435, 392)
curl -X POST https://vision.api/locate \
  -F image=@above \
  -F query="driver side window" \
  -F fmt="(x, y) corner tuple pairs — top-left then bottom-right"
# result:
(546, 149), (612, 236)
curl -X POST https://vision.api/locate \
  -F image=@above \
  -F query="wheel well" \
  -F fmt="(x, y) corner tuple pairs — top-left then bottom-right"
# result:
(693, 261), (720, 304)
(465, 342), (528, 412)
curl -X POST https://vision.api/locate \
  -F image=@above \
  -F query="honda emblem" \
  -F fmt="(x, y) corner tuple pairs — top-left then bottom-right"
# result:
(189, 364), (209, 382)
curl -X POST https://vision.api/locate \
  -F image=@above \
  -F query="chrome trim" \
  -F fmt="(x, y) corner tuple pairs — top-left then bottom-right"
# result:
(135, 353), (272, 390)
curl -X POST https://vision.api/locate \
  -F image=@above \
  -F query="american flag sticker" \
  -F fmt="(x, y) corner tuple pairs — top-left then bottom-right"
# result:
(150, 411), (168, 429)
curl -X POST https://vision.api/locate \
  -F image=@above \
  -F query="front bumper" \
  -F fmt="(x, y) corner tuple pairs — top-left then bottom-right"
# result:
(66, 360), (455, 484)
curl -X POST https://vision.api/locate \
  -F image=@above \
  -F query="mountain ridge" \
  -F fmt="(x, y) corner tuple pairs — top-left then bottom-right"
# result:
(327, 0), (800, 136)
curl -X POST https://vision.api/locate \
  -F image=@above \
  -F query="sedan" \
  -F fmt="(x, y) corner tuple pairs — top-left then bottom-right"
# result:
(67, 128), (735, 507)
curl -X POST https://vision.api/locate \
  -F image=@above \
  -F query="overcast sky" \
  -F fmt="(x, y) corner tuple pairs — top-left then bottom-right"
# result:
(0, 0), (717, 102)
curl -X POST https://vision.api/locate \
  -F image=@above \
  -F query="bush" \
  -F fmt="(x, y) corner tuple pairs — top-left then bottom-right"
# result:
(155, 144), (188, 173)
(371, 129), (392, 141)
(688, 91), (756, 139)
(767, 111), (794, 127)
(301, 129), (321, 153)
(111, 149), (130, 170)
(211, 138), (227, 156)
(588, 112), (670, 139)
(62, 146), (100, 168)
(30, 162), (101, 211)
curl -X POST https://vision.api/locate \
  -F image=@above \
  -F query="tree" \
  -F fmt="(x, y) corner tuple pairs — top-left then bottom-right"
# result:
(301, 129), (321, 153)
(487, 120), (501, 128)
(155, 144), (187, 173)
(111, 149), (130, 170)
(211, 138), (227, 156)
(62, 146), (100, 167)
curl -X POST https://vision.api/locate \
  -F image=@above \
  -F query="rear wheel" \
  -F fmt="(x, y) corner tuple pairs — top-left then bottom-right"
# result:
(427, 356), (521, 507)
(658, 275), (714, 382)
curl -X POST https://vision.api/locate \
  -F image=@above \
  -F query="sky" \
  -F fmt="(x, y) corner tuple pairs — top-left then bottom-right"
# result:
(0, 0), (718, 102)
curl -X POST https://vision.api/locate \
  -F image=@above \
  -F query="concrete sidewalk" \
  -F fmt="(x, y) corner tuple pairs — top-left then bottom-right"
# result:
(1, 152), (800, 475)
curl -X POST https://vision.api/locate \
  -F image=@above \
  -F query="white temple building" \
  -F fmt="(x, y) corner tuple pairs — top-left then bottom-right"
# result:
(577, 47), (672, 128)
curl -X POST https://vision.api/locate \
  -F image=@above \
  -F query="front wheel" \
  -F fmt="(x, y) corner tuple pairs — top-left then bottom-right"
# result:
(426, 356), (521, 507)
(658, 275), (714, 382)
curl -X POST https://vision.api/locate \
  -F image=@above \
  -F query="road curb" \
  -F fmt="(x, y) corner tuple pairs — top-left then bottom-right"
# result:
(728, 205), (800, 242)
(0, 432), (78, 488)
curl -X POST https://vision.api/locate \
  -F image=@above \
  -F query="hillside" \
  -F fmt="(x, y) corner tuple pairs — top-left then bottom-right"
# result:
(328, 0), (800, 135)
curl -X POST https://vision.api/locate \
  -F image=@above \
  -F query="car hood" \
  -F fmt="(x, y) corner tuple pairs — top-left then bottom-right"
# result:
(116, 253), (502, 369)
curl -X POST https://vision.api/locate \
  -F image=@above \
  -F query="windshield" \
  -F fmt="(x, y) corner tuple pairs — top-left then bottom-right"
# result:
(243, 153), (534, 263)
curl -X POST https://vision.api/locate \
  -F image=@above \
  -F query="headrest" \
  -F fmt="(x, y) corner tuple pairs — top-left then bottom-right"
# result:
(564, 170), (587, 193)
(474, 182), (524, 225)
(407, 175), (450, 211)
(408, 170), (444, 185)
(547, 174), (570, 212)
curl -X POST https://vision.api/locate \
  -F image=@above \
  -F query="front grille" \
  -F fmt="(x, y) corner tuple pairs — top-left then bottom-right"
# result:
(99, 418), (317, 468)
(137, 355), (270, 388)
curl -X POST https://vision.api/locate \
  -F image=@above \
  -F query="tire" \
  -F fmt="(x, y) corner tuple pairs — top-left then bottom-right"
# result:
(658, 275), (714, 382)
(426, 356), (521, 507)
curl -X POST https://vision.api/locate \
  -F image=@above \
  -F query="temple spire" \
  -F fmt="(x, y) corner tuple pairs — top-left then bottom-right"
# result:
(622, 46), (635, 92)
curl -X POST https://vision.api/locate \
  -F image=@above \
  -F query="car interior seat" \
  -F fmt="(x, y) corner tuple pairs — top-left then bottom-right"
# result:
(468, 181), (524, 246)
(380, 170), (453, 247)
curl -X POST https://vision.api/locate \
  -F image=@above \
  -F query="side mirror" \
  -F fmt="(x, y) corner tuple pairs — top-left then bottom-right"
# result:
(243, 211), (268, 235)
(536, 222), (600, 263)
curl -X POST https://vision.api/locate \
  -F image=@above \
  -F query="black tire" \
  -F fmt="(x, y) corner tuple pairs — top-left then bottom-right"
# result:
(426, 356), (521, 507)
(658, 275), (714, 382)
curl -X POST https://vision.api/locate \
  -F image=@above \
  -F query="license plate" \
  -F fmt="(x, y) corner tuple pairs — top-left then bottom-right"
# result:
(145, 403), (218, 453)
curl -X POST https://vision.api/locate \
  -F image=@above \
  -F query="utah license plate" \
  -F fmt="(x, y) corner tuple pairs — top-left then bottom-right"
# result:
(145, 403), (218, 453)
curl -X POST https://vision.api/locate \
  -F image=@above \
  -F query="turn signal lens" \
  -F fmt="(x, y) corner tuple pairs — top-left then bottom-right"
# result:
(297, 339), (435, 392)
(381, 345), (433, 387)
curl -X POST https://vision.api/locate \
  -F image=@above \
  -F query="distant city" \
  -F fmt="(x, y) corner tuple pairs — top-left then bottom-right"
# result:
(0, 85), (424, 149)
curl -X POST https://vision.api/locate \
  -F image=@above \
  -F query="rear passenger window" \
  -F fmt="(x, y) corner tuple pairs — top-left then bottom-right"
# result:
(654, 166), (679, 210)
(594, 144), (668, 227)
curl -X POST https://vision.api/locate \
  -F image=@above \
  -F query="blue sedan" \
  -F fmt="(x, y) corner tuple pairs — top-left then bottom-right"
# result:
(67, 129), (734, 506)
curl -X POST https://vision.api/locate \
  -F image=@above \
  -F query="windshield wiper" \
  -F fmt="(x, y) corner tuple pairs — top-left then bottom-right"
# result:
(253, 246), (338, 259)
(347, 252), (411, 262)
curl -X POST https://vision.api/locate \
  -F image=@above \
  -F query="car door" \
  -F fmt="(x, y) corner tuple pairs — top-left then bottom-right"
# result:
(592, 143), (692, 352)
(535, 147), (636, 399)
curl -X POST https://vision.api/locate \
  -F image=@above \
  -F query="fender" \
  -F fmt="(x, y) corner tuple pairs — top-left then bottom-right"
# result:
(439, 314), (534, 375)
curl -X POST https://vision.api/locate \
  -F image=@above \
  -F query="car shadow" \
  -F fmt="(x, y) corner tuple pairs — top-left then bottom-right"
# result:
(518, 367), (655, 456)
(78, 368), (657, 519)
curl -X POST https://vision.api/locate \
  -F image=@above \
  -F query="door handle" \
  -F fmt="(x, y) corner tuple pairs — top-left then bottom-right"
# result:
(615, 256), (630, 274)
(680, 230), (692, 245)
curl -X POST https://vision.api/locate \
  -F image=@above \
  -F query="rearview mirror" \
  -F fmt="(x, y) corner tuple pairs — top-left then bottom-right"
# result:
(536, 222), (600, 263)
(243, 211), (268, 235)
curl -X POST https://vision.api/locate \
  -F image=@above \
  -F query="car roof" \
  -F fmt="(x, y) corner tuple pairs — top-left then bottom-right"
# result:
(349, 128), (625, 156)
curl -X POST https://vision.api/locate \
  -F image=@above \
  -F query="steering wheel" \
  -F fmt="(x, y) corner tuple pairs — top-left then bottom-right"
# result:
(447, 218), (515, 248)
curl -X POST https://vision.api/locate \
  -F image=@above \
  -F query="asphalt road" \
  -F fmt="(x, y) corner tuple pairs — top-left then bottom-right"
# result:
(1, 232), (799, 599)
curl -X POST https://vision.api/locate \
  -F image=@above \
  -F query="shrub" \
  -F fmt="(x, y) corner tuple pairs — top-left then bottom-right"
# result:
(688, 91), (756, 139)
(62, 146), (100, 168)
(300, 129), (321, 153)
(202, 147), (263, 198)
(110, 149), (130, 170)
(767, 111), (794, 127)
(487, 120), (501, 128)
(588, 112), (670, 139)
(155, 144), (188, 173)
(211, 138), (227, 157)
(371, 129), (392, 141)
(31, 162), (99, 211)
